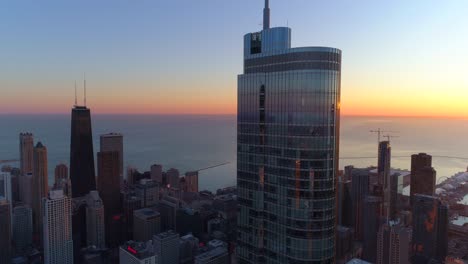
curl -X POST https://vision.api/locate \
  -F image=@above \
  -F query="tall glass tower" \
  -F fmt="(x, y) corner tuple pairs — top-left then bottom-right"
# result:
(70, 104), (97, 260)
(236, 1), (341, 263)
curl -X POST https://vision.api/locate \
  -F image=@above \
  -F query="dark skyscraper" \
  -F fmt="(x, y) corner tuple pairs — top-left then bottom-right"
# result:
(97, 151), (121, 246)
(351, 169), (369, 240)
(70, 105), (96, 197)
(410, 153), (435, 204)
(412, 194), (448, 263)
(70, 104), (96, 259)
(32, 142), (48, 246)
(0, 199), (11, 263)
(362, 196), (382, 263)
(237, 1), (341, 262)
(378, 141), (391, 186)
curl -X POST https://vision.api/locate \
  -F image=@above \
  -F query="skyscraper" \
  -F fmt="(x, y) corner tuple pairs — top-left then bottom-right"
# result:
(70, 103), (97, 259)
(85, 191), (106, 249)
(100, 133), (124, 185)
(184, 171), (199, 193)
(378, 141), (391, 186)
(377, 222), (411, 264)
(351, 169), (369, 240)
(54, 163), (68, 183)
(133, 208), (161, 242)
(43, 190), (73, 264)
(410, 153), (435, 204)
(0, 199), (12, 263)
(19, 173), (33, 207)
(153, 230), (180, 264)
(412, 194), (448, 263)
(135, 179), (159, 207)
(12, 205), (33, 252)
(362, 196), (382, 263)
(97, 151), (121, 246)
(167, 168), (180, 188)
(32, 142), (49, 245)
(150, 164), (163, 184)
(237, 1), (341, 262)
(19, 132), (34, 175)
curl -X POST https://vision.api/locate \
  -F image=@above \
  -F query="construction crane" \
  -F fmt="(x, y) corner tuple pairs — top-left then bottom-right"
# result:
(382, 134), (399, 143)
(370, 128), (399, 144)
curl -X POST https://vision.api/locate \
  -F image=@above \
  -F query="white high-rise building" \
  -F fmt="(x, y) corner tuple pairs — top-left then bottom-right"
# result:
(86, 191), (106, 249)
(13, 205), (33, 252)
(43, 190), (73, 264)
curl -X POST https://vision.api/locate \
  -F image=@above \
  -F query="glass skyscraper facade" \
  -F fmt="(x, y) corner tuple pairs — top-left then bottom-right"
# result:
(236, 2), (341, 263)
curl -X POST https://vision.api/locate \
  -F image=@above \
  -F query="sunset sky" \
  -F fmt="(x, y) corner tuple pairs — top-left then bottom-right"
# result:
(1, 0), (467, 117)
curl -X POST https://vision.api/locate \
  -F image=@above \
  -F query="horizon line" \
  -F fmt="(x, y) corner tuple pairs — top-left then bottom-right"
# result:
(1, 112), (467, 119)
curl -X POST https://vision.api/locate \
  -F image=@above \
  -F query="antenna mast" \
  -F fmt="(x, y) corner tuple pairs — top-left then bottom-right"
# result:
(74, 80), (77, 106)
(84, 74), (87, 107)
(263, 0), (270, 30)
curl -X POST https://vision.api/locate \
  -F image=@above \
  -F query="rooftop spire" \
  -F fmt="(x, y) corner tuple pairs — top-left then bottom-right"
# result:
(83, 73), (87, 107)
(74, 80), (77, 106)
(263, 0), (270, 30)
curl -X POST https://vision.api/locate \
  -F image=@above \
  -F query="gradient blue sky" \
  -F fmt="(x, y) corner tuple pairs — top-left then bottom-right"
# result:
(1, 0), (467, 116)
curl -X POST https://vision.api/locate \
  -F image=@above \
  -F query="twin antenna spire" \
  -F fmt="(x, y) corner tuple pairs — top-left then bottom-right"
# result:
(263, 0), (270, 30)
(74, 75), (87, 107)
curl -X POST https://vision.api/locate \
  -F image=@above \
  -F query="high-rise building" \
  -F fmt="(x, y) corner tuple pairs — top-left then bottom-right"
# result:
(0, 172), (12, 203)
(19, 132), (34, 175)
(377, 222), (411, 264)
(85, 191), (106, 249)
(70, 104), (97, 256)
(100, 133), (124, 185)
(153, 230), (180, 264)
(362, 196), (382, 263)
(42, 190), (73, 264)
(19, 172), (33, 207)
(12, 205), (33, 252)
(237, 1), (341, 262)
(338, 179), (353, 227)
(410, 153), (434, 204)
(54, 163), (68, 183)
(97, 151), (121, 246)
(134, 179), (159, 207)
(150, 164), (163, 184)
(167, 168), (180, 189)
(180, 233), (199, 264)
(159, 195), (180, 231)
(412, 194), (448, 263)
(54, 164), (71, 197)
(0, 199), (12, 263)
(336, 225), (353, 261)
(123, 195), (142, 239)
(119, 241), (156, 264)
(378, 141), (391, 186)
(351, 169), (369, 240)
(133, 208), (161, 242)
(32, 142), (48, 245)
(184, 171), (199, 193)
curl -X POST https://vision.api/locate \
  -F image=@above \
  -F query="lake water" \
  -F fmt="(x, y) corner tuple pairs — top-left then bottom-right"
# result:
(0, 115), (467, 192)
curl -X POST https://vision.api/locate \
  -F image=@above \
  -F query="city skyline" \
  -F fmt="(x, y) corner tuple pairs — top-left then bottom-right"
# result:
(1, 0), (468, 117)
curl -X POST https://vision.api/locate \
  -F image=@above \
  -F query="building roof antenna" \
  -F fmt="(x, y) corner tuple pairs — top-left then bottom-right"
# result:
(84, 73), (87, 107)
(74, 80), (77, 106)
(263, 0), (270, 30)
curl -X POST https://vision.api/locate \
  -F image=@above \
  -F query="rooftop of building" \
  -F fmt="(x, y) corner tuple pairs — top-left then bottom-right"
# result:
(100, 132), (123, 137)
(346, 258), (372, 264)
(121, 241), (154, 260)
(134, 208), (160, 218)
(154, 230), (178, 240)
(195, 246), (228, 262)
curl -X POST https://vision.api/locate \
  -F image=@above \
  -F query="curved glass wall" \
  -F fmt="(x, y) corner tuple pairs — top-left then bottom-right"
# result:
(237, 48), (341, 264)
